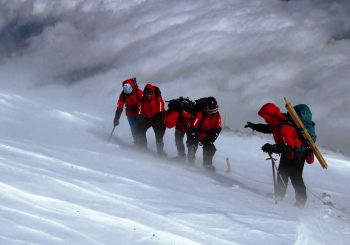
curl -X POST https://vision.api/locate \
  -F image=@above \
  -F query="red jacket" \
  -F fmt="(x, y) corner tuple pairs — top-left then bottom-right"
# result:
(165, 110), (193, 133)
(258, 103), (314, 162)
(192, 111), (222, 140)
(117, 79), (143, 117)
(138, 83), (165, 119)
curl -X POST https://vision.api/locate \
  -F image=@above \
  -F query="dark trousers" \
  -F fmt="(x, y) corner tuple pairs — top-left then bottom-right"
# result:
(276, 152), (307, 206)
(187, 139), (216, 165)
(136, 119), (166, 154)
(175, 129), (189, 157)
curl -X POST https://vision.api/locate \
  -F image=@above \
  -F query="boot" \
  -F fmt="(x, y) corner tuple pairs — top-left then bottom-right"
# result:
(187, 146), (196, 164)
(156, 142), (167, 157)
(203, 152), (215, 171)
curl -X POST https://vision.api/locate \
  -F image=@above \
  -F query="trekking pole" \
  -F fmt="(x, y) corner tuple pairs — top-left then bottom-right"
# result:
(108, 126), (116, 142)
(266, 152), (277, 204)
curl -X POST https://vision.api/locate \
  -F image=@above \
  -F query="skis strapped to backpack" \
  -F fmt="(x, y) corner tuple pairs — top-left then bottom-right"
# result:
(284, 97), (328, 169)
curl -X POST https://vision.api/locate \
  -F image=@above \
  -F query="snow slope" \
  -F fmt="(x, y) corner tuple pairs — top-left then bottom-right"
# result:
(0, 0), (350, 154)
(0, 87), (349, 245)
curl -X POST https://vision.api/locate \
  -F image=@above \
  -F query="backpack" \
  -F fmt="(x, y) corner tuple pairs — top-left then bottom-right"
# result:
(284, 104), (317, 145)
(168, 97), (196, 113)
(194, 97), (210, 113)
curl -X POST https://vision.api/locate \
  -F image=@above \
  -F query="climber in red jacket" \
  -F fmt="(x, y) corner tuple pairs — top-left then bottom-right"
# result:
(135, 83), (166, 156)
(246, 103), (309, 207)
(187, 97), (222, 169)
(165, 97), (195, 161)
(114, 78), (143, 142)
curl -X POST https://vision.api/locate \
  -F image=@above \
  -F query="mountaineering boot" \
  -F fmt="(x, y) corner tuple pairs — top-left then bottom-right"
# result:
(203, 151), (215, 171)
(187, 146), (196, 164)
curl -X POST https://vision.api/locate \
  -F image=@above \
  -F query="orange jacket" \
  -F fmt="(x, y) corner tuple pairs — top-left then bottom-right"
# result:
(117, 79), (143, 117)
(138, 83), (165, 119)
(192, 111), (222, 140)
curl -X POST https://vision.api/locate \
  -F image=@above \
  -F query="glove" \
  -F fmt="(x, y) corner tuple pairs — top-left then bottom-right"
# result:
(261, 143), (273, 153)
(262, 143), (292, 154)
(204, 130), (220, 143)
(244, 122), (255, 130)
(188, 129), (199, 144)
(113, 108), (122, 126)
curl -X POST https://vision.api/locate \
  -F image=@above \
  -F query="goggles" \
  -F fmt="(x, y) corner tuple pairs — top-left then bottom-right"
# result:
(123, 83), (133, 94)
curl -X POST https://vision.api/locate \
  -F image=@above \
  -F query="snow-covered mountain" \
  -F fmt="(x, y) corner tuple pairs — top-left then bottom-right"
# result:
(1, 0), (350, 154)
(1, 0), (350, 244)
(1, 84), (350, 244)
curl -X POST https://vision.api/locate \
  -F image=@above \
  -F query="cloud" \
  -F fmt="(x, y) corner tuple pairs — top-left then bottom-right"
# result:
(0, 0), (349, 154)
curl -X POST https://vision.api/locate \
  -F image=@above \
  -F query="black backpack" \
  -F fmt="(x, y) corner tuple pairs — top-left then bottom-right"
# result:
(194, 97), (216, 113)
(168, 97), (196, 113)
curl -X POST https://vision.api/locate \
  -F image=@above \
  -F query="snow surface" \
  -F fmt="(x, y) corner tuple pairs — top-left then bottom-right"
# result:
(0, 0), (350, 154)
(1, 0), (350, 244)
(0, 87), (350, 244)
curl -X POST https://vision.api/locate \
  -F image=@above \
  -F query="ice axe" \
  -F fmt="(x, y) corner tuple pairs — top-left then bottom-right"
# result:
(108, 126), (116, 142)
(266, 152), (277, 204)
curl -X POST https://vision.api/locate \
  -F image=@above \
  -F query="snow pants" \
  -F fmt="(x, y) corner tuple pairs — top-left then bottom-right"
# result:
(187, 139), (216, 166)
(276, 152), (307, 207)
(135, 119), (166, 155)
(175, 129), (190, 157)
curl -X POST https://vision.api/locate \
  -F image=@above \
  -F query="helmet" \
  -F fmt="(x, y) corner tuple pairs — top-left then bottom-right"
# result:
(206, 97), (218, 114)
(123, 83), (133, 94)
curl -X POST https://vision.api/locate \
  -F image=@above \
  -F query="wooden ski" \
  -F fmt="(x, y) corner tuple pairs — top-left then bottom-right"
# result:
(284, 97), (328, 169)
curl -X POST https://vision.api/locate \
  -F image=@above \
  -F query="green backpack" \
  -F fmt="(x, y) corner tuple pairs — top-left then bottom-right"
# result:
(287, 104), (317, 144)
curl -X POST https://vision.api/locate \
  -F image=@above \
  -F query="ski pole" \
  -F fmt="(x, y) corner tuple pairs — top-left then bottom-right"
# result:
(266, 153), (277, 204)
(108, 126), (116, 142)
(272, 160), (287, 189)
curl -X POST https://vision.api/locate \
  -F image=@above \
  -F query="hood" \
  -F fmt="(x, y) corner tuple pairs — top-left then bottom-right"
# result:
(122, 78), (137, 89)
(258, 103), (287, 126)
(144, 83), (154, 92)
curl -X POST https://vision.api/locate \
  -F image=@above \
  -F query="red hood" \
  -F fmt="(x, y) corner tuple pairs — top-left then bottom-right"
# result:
(258, 103), (287, 126)
(122, 78), (137, 89)
(144, 83), (154, 91)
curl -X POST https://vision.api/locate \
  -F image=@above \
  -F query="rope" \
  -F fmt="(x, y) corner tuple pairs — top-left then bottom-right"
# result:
(305, 187), (349, 216)
(269, 154), (349, 216)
